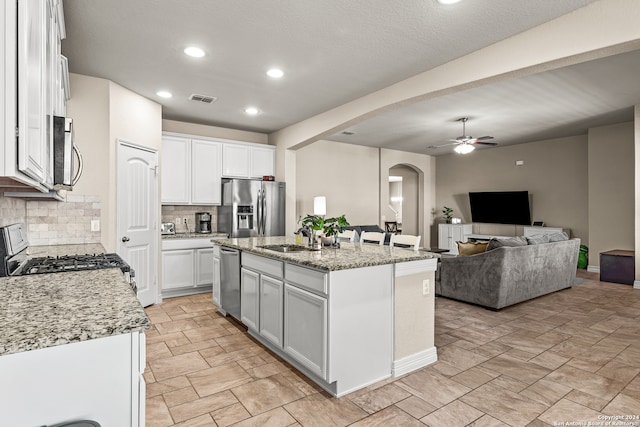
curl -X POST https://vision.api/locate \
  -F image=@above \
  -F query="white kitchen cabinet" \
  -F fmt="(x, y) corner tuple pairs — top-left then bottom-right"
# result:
(0, 331), (146, 426)
(192, 139), (222, 205)
(222, 142), (275, 178)
(195, 247), (214, 286)
(250, 145), (275, 178)
(212, 245), (221, 308)
(241, 267), (260, 331)
(17, 0), (47, 184)
(1, 0), (66, 194)
(259, 275), (284, 347)
(284, 283), (327, 380)
(222, 143), (250, 178)
(161, 134), (222, 205)
(161, 136), (190, 204)
(438, 223), (472, 254)
(161, 238), (215, 298)
(162, 249), (195, 290)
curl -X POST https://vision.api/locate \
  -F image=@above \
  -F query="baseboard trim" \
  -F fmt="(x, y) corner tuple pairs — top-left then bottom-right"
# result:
(587, 265), (600, 273)
(392, 347), (438, 377)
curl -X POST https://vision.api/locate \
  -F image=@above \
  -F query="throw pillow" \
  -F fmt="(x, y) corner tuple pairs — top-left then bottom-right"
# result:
(457, 241), (489, 256)
(526, 234), (550, 245)
(547, 231), (569, 242)
(486, 236), (528, 251)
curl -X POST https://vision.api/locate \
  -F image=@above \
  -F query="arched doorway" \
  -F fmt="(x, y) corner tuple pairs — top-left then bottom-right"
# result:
(388, 164), (419, 235)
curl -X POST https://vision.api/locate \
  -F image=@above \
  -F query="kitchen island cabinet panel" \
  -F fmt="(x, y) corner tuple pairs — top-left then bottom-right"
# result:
(240, 267), (260, 331)
(284, 283), (327, 380)
(260, 274), (284, 347)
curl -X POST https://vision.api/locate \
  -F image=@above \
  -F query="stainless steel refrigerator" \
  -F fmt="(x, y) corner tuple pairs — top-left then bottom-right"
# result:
(218, 179), (286, 237)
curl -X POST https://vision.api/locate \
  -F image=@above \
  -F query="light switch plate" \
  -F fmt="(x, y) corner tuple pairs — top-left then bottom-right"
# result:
(91, 220), (100, 232)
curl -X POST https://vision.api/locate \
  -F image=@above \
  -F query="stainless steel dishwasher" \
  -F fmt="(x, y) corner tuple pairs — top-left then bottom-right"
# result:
(219, 247), (241, 319)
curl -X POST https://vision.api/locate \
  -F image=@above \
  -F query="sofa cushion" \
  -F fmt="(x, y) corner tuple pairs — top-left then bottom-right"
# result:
(547, 231), (569, 242)
(457, 241), (489, 256)
(486, 236), (528, 251)
(526, 234), (550, 245)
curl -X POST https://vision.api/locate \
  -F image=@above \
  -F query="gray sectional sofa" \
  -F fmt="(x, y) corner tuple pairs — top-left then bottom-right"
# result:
(438, 238), (580, 310)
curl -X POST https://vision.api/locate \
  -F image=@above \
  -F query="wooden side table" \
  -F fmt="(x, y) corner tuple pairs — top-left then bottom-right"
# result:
(600, 250), (635, 285)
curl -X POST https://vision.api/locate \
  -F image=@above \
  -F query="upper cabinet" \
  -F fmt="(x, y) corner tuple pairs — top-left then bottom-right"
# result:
(222, 142), (275, 179)
(162, 132), (275, 206)
(1, 0), (67, 192)
(161, 134), (222, 205)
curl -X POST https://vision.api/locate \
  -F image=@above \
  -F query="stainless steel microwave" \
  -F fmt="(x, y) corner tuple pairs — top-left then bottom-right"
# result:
(52, 116), (83, 190)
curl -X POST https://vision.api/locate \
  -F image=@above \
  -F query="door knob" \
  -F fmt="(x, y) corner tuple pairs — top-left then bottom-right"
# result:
(122, 236), (130, 242)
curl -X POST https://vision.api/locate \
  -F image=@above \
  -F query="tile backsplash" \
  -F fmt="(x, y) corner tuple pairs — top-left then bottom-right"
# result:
(26, 194), (101, 246)
(0, 196), (27, 227)
(162, 205), (218, 233)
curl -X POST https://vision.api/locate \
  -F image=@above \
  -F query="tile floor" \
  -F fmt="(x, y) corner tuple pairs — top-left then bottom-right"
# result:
(144, 271), (640, 426)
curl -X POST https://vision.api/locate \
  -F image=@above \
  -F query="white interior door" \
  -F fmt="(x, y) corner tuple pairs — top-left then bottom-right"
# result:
(117, 140), (158, 307)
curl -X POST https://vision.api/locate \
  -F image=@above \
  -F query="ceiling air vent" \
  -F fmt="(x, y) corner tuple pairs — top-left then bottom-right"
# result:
(188, 94), (217, 104)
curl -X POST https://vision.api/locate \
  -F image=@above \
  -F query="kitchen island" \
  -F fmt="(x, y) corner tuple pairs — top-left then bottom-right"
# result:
(0, 243), (149, 427)
(213, 236), (439, 397)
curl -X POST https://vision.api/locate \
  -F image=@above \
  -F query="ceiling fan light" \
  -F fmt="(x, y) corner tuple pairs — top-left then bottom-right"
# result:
(454, 143), (475, 154)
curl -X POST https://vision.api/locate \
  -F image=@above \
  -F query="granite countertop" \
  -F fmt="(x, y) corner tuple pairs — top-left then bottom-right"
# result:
(162, 232), (228, 240)
(0, 244), (150, 357)
(213, 236), (439, 271)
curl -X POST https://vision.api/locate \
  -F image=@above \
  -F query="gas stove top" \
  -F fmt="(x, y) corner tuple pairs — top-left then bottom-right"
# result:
(16, 253), (131, 276)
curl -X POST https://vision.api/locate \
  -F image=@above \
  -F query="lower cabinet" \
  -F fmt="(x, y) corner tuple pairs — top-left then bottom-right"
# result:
(259, 275), (284, 347)
(240, 267), (260, 331)
(212, 246), (221, 307)
(0, 332), (146, 426)
(283, 283), (327, 380)
(161, 238), (215, 298)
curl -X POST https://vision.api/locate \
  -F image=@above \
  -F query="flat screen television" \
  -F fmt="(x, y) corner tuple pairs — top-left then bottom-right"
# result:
(469, 191), (531, 225)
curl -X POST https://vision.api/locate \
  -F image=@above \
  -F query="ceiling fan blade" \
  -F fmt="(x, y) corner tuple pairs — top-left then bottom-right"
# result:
(472, 141), (498, 146)
(428, 142), (459, 149)
(475, 136), (494, 141)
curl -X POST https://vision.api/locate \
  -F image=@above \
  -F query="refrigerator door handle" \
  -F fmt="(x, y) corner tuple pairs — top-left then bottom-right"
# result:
(256, 188), (263, 235)
(261, 185), (267, 236)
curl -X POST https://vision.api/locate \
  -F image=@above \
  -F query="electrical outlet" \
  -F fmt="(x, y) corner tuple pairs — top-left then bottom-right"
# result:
(422, 279), (429, 296)
(90, 220), (100, 232)
(175, 217), (181, 225)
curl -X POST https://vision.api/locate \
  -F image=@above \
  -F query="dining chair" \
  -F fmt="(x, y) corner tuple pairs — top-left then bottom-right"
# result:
(337, 229), (357, 242)
(360, 231), (385, 245)
(389, 233), (421, 250)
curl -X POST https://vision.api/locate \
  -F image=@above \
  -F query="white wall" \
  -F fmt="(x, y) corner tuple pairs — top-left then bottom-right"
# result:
(296, 140), (379, 227)
(66, 73), (162, 251)
(163, 119), (268, 144)
(588, 122), (635, 267)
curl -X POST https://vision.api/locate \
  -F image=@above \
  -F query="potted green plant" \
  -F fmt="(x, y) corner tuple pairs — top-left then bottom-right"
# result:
(443, 206), (454, 224)
(322, 214), (350, 247)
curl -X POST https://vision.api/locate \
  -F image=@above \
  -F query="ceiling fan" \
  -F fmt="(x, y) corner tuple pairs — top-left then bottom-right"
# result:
(428, 117), (497, 154)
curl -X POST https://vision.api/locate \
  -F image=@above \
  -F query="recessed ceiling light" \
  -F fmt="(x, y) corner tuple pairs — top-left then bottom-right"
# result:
(156, 91), (172, 98)
(437, 0), (461, 4)
(266, 68), (284, 78)
(244, 107), (260, 115)
(184, 46), (205, 58)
